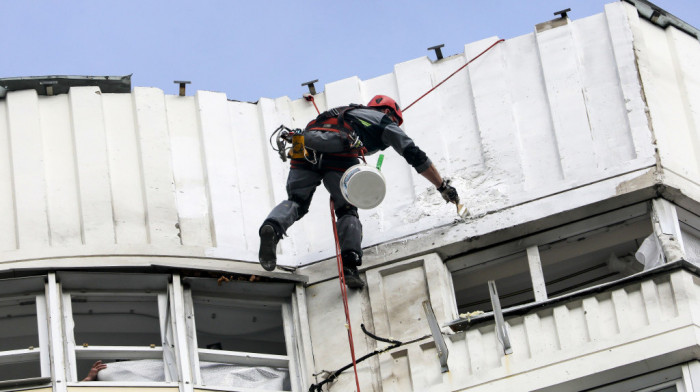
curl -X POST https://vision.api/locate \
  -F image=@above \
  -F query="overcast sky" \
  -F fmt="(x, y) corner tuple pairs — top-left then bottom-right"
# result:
(2, 0), (698, 103)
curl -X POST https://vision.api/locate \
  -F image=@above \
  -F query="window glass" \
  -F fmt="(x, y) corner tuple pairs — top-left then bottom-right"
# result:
(193, 297), (286, 355)
(0, 361), (41, 381)
(452, 252), (533, 314)
(539, 217), (650, 297)
(0, 297), (39, 351)
(70, 294), (161, 347)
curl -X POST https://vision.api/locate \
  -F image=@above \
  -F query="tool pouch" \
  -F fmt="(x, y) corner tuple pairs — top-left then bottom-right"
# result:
(288, 134), (308, 159)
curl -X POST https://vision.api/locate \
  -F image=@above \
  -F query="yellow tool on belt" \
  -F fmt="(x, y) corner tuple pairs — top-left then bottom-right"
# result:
(289, 133), (307, 159)
(273, 125), (310, 162)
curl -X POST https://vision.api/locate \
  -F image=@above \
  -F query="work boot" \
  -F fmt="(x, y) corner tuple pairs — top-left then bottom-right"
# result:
(343, 266), (365, 289)
(342, 251), (365, 289)
(259, 224), (280, 271)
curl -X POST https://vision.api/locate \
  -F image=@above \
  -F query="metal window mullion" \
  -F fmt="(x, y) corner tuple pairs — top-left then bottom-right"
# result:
(183, 288), (202, 385)
(526, 245), (548, 302)
(292, 285), (315, 389)
(35, 294), (50, 377)
(46, 273), (67, 392)
(682, 361), (700, 392)
(170, 275), (194, 392)
(159, 292), (177, 383)
(282, 302), (300, 392)
(61, 292), (78, 382)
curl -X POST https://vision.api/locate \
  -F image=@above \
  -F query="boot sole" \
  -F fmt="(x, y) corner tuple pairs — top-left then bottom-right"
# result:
(259, 226), (278, 271)
(343, 269), (365, 289)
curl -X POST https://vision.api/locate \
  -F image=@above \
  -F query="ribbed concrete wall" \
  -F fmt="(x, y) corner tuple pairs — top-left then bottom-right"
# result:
(0, 2), (696, 268)
(302, 256), (700, 391)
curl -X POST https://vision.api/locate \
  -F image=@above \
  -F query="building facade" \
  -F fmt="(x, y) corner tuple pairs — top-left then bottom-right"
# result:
(0, 1), (698, 391)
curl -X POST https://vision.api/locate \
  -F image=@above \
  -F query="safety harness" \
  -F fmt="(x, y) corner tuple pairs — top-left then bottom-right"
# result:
(291, 105), (368, 171)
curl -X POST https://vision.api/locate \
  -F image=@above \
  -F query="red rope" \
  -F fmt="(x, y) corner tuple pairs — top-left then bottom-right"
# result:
(305, 94), (321, 115)
(330, 199), (361, 391)
(402, 39), (505, 113)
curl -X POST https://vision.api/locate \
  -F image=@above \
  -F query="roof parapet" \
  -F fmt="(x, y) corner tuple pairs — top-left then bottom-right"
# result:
(0, 74), (132, 98)
(624, 0), (699, 39)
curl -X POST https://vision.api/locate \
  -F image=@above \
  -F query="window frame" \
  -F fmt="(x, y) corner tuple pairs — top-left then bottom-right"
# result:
(182, 277), (297, 392)
(57, 271), (178, 386)
(448, 202), (653, 315)
(0, 275), (50, 384)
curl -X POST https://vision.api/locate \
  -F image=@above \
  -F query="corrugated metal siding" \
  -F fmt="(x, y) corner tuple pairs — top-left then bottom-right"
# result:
(0, 2), (696, 267)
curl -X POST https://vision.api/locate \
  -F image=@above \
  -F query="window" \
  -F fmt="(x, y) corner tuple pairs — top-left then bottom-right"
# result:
(183, 277), (296, 391)
(582, 363), (697, 392)
(58, 272), (174, 384)
(0, 276), (49, 383)
(449, 204), (652, 314)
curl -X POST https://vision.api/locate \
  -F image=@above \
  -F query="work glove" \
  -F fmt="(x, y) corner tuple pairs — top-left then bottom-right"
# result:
(437, 179), (459, 204)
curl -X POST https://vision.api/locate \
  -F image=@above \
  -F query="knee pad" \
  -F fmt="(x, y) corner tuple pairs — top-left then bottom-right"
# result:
(289, 195), (312, 218)
(335, 204), (359, 219)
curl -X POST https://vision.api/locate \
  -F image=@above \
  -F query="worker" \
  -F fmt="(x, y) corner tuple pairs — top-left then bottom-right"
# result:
(258, 95), (460, 288)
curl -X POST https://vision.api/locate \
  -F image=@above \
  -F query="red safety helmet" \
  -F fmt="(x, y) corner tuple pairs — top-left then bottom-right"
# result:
(367, 95), (404, 125)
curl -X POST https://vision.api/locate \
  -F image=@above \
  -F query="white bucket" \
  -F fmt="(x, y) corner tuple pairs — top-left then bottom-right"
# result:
(340, 164), (386, 209)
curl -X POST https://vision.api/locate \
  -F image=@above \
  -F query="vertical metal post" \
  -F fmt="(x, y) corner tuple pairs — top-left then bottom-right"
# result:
(422, 300), (449, 373)
(174, 81), (191, 96)
(46, 273), (68, 392)
(170, 275), (194, 392)
(488, 281), (512, 355)
(428, 44), (445, 60)
(301, 79), (318, 95)
(35, 295), (51, 377)
(526, 246), (548, 302)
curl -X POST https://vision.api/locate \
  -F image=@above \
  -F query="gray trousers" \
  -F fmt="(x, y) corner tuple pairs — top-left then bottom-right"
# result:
(263, 167), (363, 265)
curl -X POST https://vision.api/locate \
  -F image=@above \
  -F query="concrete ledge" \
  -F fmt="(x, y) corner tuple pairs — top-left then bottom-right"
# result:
(0, 248), (306, 283)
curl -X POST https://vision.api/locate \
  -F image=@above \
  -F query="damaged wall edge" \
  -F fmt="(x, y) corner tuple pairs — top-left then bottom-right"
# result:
(623, 0), (700, 39)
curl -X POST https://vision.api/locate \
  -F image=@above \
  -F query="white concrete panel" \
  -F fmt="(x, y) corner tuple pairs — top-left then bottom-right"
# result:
(6, 90), (50, 247)
(604, 2), (654, 160)
(0, 99), (17, 251)
(632, 17), (699, 180)
(165, 95), (211, 247)
(666, 27), (700, 178)
(394, 56), (437, 200)
(194, 90), (245, 249)
(133, 87), (180, 245)
(536, 23), (598, 180)
(39, 95), (81, 246)
(324, 76), (363, 108)
(574, 13), (637, 170)
(102, 93), (148, 245)
(505, 34), (564, 191)
(366, 254), (456, 342)
(466, 37), (524, 194)
(228, 101), (270, 254)
(68, 86), (115, 245)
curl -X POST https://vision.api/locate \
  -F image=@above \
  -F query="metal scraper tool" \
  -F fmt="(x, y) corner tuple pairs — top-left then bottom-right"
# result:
(455, 202), (469, 218)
